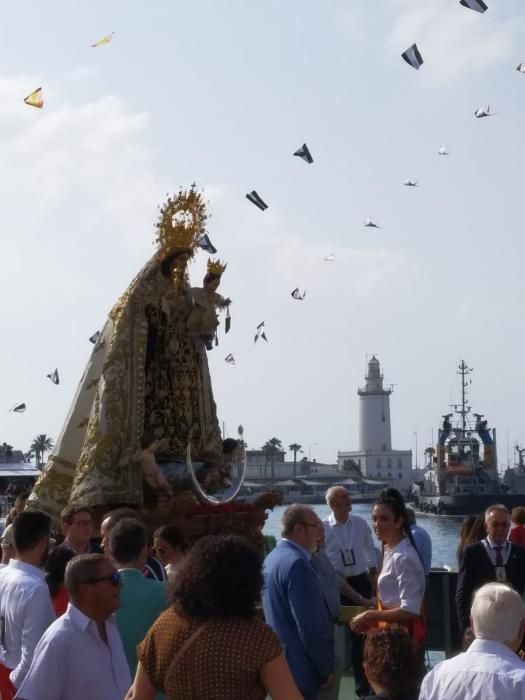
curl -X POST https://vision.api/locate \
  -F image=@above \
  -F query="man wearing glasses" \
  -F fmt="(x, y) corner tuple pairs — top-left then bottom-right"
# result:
(15, 554), (131, 700)
(263, 504), (334, 700)
(58, 504), (101, 555)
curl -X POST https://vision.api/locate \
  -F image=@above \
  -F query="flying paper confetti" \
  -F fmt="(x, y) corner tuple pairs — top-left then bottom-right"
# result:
(438, 146), (450, 156)
(293, 143), (314, 164)
(404, 180), (419, 187)
(364, 218), (381, 229)
(24, 87), (43, 109)
(225, 353), (235, 365)
(324, 254), (335, 262)
(89, 331), (100, 344)
(199, 234), (217, 255)
(254, 322), (268, 344)
(459, 0), (488, 13)
(291, 288), (306, 300)
(246, 191), (268, 211)
(516, 63), (525, 73)
(401, 44), (424, 70)
(474, 105), (495, 118)
(91, 32), (114, 48)
(47, 369), (60, 385)
(10, 403), (26, 413)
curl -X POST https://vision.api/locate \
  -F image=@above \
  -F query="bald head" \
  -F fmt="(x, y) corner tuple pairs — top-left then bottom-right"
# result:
(326, 486), (352, 521)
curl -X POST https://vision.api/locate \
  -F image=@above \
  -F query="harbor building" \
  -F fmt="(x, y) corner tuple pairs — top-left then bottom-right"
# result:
(337, 356), (413, 491)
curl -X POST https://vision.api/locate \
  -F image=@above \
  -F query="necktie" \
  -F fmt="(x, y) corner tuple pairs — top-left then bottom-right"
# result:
(495, 546), (503, 565)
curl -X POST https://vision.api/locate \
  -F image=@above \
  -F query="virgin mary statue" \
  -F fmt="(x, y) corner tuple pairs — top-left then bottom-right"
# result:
(29, 186), (223, 522)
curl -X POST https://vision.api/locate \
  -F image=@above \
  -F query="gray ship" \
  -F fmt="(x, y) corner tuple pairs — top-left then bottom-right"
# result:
(414, 361), (525, 516)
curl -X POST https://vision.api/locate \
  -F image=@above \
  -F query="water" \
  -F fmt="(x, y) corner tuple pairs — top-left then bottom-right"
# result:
(264, 503), (462, 570)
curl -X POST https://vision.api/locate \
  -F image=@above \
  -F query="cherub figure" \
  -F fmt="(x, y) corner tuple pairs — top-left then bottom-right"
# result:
(187, 258), (230, 350)
(134, 433), (172, 495)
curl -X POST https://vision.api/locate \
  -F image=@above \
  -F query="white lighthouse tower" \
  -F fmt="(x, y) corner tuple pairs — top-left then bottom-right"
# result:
(337, 355), (413, 491)
(358, 356), (392, 452)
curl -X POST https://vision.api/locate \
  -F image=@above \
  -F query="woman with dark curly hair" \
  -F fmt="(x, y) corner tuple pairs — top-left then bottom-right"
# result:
(362, 627), (419, 700)
(126, 534), (302, 700)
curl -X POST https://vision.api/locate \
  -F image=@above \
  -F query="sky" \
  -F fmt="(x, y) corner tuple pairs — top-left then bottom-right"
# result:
(1, 0), (525, 469)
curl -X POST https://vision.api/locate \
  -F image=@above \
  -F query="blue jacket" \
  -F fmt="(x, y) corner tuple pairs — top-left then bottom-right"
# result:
(262, 539), (334, 694)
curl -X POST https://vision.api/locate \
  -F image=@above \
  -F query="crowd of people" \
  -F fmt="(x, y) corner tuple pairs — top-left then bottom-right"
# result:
(0, 490), (525, 699)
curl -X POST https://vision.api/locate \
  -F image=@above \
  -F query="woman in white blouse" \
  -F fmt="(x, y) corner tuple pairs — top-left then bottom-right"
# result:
(351, 488), (426, 647)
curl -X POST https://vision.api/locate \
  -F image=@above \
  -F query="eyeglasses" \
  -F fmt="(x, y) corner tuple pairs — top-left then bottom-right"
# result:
(85, 571), (122, 586)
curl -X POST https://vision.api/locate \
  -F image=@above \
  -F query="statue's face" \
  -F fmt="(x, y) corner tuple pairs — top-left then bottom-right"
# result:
(205, 277), (220, 293)
(172, 252), (189, 270)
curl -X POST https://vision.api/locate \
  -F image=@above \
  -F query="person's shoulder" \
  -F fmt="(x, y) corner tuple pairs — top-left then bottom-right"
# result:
(350, 513), (369, 529)
(509, 542), (525, 559)
(37, 612), (75, 647)
(462, 541), (484, 557)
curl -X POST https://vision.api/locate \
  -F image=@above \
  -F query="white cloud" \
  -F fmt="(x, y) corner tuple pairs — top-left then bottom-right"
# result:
(388, 0), (521, 81)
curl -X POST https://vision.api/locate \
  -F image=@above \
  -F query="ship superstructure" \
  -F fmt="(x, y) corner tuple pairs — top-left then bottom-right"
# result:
(415, 361), (524, 516)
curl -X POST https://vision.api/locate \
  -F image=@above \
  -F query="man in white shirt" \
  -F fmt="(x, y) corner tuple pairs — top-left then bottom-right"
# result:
(15, 553), (131, 700)
(420, 582), (525, 700)
(0, 510), (55, 699)
(322, 486), (377, 697)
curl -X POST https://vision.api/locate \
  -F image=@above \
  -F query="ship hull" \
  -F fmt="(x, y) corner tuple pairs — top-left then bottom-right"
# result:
(416, 493), (525, 517)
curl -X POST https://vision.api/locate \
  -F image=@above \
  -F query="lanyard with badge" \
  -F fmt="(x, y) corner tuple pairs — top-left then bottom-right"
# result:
(482, 538), (510, 582)
(334, 519), (356, 570)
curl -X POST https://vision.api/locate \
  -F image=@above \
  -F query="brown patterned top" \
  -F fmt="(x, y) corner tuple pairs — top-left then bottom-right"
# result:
(137, 607), (282, 700)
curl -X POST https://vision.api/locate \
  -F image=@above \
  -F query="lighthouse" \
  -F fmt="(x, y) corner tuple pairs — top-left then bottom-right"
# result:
(337, 355), (413, 491)
(358, 356), (392, 452)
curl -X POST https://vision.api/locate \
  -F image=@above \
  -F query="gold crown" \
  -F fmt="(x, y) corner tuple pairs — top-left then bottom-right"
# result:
(207, 258), (227, 275)
(154, 185), (208, 259)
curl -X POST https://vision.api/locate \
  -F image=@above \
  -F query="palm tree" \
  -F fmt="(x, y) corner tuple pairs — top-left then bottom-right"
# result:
(30, 434), (54, 468)
(288, 443), (303, 478)
(262, 437), (283, 480)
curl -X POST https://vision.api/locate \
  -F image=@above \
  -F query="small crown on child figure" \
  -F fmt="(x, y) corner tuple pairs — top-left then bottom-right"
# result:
(207, 258), (227, 275)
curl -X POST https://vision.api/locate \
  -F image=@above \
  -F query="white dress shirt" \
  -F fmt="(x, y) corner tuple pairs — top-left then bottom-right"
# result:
(322, 512), (376, 577)
(0, 559), (56, 688)
(378, 538), (425, 615)
(419, 638), (525, 700)
(15, 603), (132, 700)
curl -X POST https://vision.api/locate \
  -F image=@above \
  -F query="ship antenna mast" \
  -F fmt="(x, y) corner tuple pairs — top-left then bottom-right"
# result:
(456, 360), (473, 431)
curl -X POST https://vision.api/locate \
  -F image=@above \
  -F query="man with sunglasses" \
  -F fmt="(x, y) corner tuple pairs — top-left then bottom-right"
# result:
(15, 554), (131, 700)
(263, 504), (334, 700)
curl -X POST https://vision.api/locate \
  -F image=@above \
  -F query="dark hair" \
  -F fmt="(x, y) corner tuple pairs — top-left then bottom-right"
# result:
(154, 525), (188, 552)
(61, 503), (93, 526)
(512, 507), (525, 526)
(13, 510), (51, 553)
(463, 513), (486, 549)
(374, 488), (420, 555)
(108, 518), (147, 563)
(222, 438), (238, 455)
(203, 272), (221, 285)
(45, 547), (75, 597)
(173, 535), (262, 620)
(364, 627), (419, 700)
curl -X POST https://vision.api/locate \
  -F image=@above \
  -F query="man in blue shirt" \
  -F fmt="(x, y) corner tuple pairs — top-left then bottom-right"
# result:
(406, 507), (432, 576)
(263, 505), (334, 700)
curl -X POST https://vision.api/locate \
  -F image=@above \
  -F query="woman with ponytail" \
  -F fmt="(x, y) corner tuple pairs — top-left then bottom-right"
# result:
(350, 488), (426, 651)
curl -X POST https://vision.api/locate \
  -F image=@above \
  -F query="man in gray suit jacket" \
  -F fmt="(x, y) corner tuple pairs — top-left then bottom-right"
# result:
(263, 505), (334, 700)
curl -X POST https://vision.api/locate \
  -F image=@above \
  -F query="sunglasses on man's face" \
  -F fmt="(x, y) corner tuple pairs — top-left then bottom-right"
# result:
(86, 571), (122, 587)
